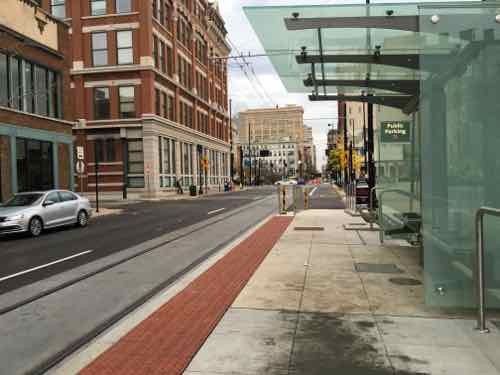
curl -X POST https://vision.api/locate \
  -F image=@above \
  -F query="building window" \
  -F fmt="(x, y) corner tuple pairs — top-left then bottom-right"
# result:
(51, 0), (65, 18)
(117, 30), (133, 65)
(10, 57), (22, 110)
(118, 86), (135, 118)
(116, 0), (131, 13)
(127, 139), (144, 187)
(0, 53), (7, 107)
(0, 52), (61, 118)
(180, 142), (193, 186)
(34, 65), (47, 116)
(159, 137), (176, 187)
(48, 71), (60, 118)
(153, 36), (159, 68)
(16, 138), (54, 192)
(91, 0), (106, 16)
(95, 139), (116, 162)
(176, 16), (191, 48)
(91, 32), (108, 66)
(155, 89), (161, 115)
(166, 45), (173, 76)
(24, 62), (34, 113)
(94, 87), (110, 120)
(161, 92), (167, 119)
(167, 94), (174, 120)
(159, 41), (165, 73)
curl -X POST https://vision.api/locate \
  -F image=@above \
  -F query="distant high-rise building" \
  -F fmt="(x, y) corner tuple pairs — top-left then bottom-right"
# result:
(238, 105), (305, 181)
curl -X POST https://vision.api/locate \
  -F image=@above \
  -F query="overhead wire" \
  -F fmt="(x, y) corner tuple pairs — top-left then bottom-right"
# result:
(226, 37), (275, 107)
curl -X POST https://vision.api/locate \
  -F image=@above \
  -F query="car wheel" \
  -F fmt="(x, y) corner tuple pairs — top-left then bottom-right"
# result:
(29, 217), (43, 237)
(77, 210), (89, 227)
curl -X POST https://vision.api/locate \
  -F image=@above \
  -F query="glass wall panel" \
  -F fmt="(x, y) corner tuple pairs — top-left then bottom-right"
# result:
(420, 3), (500, 308)
(375, 107), (420, 238)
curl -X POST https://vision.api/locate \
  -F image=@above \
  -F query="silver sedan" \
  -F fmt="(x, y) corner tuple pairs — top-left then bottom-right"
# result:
(0, 190), (93, 237)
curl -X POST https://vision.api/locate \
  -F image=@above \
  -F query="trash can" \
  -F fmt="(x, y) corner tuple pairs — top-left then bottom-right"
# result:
(189, 185), (197, 196)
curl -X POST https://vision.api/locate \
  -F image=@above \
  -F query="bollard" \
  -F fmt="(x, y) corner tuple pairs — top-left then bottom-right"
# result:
(282, 186), (287, 214)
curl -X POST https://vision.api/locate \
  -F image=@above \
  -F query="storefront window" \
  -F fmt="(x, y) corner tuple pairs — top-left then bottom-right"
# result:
(159, 137), (176, 187)
(127, 140), (144, 187)
(16, 138), (54, 192)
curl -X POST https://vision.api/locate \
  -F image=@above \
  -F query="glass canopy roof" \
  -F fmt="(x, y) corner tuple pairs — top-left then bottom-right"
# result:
(243, 2), (491, 95)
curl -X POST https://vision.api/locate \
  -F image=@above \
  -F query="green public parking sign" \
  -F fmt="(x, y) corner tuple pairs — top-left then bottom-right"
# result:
(380, 121), (411, 144)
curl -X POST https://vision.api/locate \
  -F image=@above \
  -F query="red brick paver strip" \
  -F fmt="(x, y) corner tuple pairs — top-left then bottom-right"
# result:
(79, 215), (293, 375)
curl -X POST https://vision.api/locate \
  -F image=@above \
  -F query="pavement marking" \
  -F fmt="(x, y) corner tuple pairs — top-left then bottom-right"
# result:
(0, 250), (94, 283)
(207, 208), (226, 215)
(309, 186), (319, 197)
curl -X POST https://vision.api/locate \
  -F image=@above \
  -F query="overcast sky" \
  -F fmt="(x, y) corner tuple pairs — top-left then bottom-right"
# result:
(217, 0), (353, 170)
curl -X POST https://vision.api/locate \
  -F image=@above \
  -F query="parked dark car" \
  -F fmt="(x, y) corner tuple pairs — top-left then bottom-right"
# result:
(355, 179), (370, 206)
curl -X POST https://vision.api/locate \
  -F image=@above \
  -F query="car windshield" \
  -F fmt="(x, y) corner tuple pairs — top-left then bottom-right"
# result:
(4, 193), (43, 207)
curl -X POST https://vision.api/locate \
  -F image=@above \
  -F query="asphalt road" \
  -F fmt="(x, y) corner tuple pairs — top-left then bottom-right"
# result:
(0, 187), (275, 295)
(308, 183), (346, 209)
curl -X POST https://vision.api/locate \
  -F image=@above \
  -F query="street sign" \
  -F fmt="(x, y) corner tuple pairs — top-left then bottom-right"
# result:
(76, 146), (85, 160)
(380, 121), (411, 144)
(76, 160), (85, 174)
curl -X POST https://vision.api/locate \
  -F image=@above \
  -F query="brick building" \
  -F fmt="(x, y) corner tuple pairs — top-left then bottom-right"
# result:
(41, 0), (231, 196)
(0, 0), (74, 203)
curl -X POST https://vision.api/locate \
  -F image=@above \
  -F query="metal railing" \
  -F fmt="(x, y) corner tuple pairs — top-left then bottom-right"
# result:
(475, 207), (500, 334)
(377, 188), (418, 244)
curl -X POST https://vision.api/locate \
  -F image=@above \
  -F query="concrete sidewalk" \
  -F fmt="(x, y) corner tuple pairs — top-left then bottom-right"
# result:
(185, 210), (500, 375)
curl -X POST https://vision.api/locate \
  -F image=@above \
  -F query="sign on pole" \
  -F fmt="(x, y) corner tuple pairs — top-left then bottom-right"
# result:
(76, 160), (85, 175)
(380, 121), (411, 144)
(76, 146), (85, 160)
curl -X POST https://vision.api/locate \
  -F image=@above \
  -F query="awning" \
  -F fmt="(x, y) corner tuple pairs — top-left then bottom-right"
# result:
(243, 2), (497, 111)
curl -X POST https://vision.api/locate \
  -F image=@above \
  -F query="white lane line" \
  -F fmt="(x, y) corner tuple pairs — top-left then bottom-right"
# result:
(309, 186), (319, 197)
(207, 208), (226, 215)
(0, 250), (94, 283)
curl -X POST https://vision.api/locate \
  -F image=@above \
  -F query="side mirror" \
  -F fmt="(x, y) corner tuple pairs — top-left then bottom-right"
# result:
(43, 200), (55, 207)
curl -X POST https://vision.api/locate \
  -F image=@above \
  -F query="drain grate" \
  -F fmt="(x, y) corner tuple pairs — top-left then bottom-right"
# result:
(389, 277), (422, 286)
(294, 226), (324, 231)
(354, 263), (404, 274)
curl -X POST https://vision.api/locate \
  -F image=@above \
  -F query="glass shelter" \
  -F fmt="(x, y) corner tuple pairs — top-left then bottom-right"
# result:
(245, 2), (500, 309)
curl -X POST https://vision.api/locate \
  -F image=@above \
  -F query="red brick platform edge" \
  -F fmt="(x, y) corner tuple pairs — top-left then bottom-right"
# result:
(79, 215), (293, 375)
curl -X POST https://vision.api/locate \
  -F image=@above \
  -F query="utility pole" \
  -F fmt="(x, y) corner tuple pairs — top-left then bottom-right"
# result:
(342, 102), (349, 186)
(122, 138), (128, 200)
(362, 95), (368, 174)
(94, 142), (100, 213)
(229, 99), (234, 181)
(239, 146), (244, 187)
(247, 122), (251, 186)
(367, 98), (375, 190)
